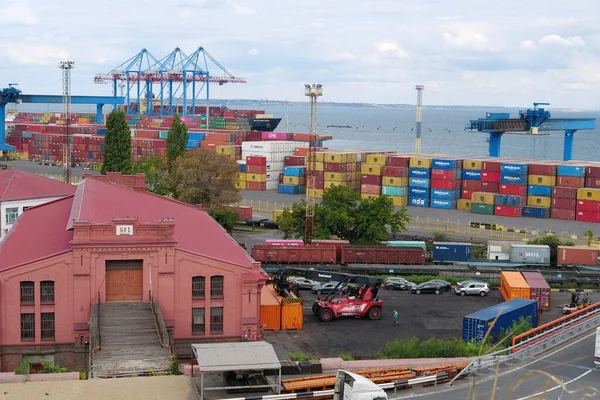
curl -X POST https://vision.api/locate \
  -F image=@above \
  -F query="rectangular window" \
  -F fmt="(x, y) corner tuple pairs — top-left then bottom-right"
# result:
(21, 313), (35, 341)
(40, 281), (55, 304)
(192, 308), (205, 335)
(6, 207), (19, 225)
(41, 312), (55, 341)
(210, 307), (223, 334)
(20, 282), (34, 304)
(210, 276), (224, 298)
(192, 277), (205, 299)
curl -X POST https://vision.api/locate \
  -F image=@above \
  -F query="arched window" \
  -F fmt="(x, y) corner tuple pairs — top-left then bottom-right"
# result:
(192, 276), (205, 299)
(210, 276), (224, 298)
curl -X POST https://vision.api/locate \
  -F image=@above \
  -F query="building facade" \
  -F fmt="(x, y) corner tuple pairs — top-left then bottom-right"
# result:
(0, 174), (267, 371)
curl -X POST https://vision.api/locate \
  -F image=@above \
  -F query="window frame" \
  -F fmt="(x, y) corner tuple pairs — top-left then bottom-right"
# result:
(20, 281), (35, 305)
(41, 312), (55, 341)
(192, 276), (205, 299)
(5, 207), (19, 225)
(192, 308), (205, 335)
(210, 307), (224, 334)
(40, 281), (55, 304)
(210, 275), (224, 298)
(20, 313), (35, 342)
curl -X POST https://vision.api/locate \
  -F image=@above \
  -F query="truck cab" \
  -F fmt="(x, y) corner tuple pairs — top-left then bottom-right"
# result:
(334, 370), (388, 400)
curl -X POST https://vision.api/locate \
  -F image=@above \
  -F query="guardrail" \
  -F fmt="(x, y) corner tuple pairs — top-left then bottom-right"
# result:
(449, 301), (600, 385)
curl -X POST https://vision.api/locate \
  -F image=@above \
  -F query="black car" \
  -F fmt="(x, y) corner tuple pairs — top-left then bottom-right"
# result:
(245, 219), (268, 227)
(410, 282), (445, 295)
(424, 279), (452, 291)
(263, 221), (279, 229)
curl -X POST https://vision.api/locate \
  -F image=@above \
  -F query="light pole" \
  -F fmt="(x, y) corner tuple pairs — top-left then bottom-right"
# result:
(304, 84), (323, 244)
(59, 61), (74, 184)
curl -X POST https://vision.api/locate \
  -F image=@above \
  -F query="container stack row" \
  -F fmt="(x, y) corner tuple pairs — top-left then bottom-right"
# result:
(430, 158), (462, 210)
(495, 162), (528, 217)
(278, 156), (307, 195)
(458, 158), (482, 210)
(382, 155), (410, 207)
(408, 156), (432, 207)
(577, 188), (600, 223)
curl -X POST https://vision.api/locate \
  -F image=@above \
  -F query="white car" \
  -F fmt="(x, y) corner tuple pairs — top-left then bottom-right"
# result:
(454, 281), (490, 297)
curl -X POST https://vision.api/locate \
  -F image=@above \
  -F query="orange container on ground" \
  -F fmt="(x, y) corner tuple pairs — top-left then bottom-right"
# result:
(281, 298), (304, 330)
(500, 271), (531, 301)
(260, 285), (281, 331)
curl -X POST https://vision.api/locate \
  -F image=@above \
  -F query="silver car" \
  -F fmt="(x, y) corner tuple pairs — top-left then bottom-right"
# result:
(290, 278), (319, 290)
(454, 281), (490, 297)
(311, 281), (347, 295)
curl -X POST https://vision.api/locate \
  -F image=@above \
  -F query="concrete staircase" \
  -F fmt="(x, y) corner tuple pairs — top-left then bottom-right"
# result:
(92, 302), (171, 378)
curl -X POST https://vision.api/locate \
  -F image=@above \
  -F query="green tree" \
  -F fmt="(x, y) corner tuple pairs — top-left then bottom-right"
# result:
(169, 149), (240, 208)
(585, 229), (594, 246)
(166, 114), (189, 170)
(101, 110), (133, 174)
(208, 209), (239, 233)
(528, 235), (574, 265)
(132, 156), (169, 195)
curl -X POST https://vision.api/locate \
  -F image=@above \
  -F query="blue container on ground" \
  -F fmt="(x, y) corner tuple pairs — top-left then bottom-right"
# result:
(283, 167), (305, 176)
(463, 298), (538, 343)
(409, 187), (429, 198)
(409, 197), (429, 207)
(433, 242), (472, 263)
(462, 170), (481, 180)
(431, 199), (456, 209)
(501, 163), (528, 175)
(501, 174), (527, 185)
(522, 206), (550, 219)
(409, 168), (431, 178)
(188, 132), (206, 141)
(409, 177), (430, 188)
(528, 185), (552, 197)
(432, 159), (461, 170)
(278, 184), (301, 195)
(382, 186), (407, 197)
(557, 165), (586, 177)
(430, 189), (460, 200)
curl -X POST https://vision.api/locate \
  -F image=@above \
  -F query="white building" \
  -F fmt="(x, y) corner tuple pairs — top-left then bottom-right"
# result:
(0, 169), (75, 239)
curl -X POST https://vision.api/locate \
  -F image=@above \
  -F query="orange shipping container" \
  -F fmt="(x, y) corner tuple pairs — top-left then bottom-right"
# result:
(260, 285), (281, 331)
(281, 298), (304, 330)
(295, 147), (309, 157)
(500, 271), (531, 301)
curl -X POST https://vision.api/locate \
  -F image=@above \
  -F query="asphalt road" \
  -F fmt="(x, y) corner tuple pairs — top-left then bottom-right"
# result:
(7, 160), (100, 177)
(393, 327), (600, 400)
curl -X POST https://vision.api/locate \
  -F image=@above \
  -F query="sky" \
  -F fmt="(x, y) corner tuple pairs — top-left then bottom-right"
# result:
(1, 0), (599, 108)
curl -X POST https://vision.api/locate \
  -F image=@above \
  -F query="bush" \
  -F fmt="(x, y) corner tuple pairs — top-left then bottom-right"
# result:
(338, 353), (355, 361)
(168, 355), (183, 375)
(288, 352), (316, 361)
(377, 337), (481, 359)
(14, 359), (31, 375)
(40, 362), (68, 374)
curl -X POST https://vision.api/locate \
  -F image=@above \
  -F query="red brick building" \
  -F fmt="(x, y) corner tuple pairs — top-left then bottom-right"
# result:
(0, 174), (267, 373)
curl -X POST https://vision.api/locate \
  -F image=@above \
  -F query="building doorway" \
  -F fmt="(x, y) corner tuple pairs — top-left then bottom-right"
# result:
(105, 260), (144, 301)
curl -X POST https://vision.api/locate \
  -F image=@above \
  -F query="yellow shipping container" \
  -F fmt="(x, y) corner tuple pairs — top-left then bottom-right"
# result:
(324, 152), (347, 163)
(325, 172), (345, 182)
(391, 196), (408, 207)
(409, 157), (432, 168)
(345, 152), (358, 163)
(528, 175), (556, 186)
(234, 181), (245, 189)
(527, 195), (551, 208)
(324, 181), (344, 189)
(315, 162), (324, 172)
(361, 193), (380, 201)
(361, 164), (382, 175)
(463, 159), (483, 171)
(366, 154), (387, 166)
(457, 199), (472, 210)
(247, 173), (267, 183)
(577, 188), (600, 201)
(307, 188), (323, 198)
(236, 172), (247, 182)
(284, 176), (304, 185)
(382, 177), (408, 187)
(216, 145), (236, 156)
(273, 209), (284, 221)
(471, 192), (496, 205)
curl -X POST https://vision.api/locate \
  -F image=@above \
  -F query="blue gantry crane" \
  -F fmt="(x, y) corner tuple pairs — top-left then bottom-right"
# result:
(466, 103), (596, 161)
(1, 84), (124, 151)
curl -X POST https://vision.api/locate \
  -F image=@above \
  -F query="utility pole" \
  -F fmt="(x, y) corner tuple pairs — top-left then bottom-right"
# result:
(60, 61), (74, 184)
(286, 100), (289, 133)
(304, 84), (322, 244)
(415, 85), (424, 153)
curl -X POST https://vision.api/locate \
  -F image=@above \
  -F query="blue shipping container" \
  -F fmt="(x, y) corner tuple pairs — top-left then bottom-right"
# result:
(501, 163), (528, 175)
(186, 140), (201, 149)
(382, 186), (407, 197)
(409, 197), (430, 207)
(462, 170), (481, 180)
(188, 132), (206, 141)
(433, 242), (472, 262)
(409, 177), (430, 188)
(495, 195), (523, 207)
(557, 165), (586, 177)
(238, 164), (247, 173)
(283, 167), (305, 176)
(527, 185), (552, 197)
(522, 206), (550, 219)
(431, 199), (456, 209)
(409, 168), (431, 178)
(278, 184), (301, 195)
(430, 189), (460, 200)
(432, 159), (461, 170)
(463, 298), (538, 343)
(409, 187), (429, 197)
(501, 173), (528, 185)
(97, 128), (107, 135)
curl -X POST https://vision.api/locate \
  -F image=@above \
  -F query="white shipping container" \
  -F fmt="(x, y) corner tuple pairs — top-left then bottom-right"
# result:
(242, 141), (308, 153)
(266, 180), (279, 190)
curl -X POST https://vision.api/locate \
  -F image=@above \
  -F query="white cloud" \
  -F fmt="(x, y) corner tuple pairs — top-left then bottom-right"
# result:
(443, 30), (489, 51)
(0, 2), (37, 25)
(232, 3), (256, 15)
(374, 42), (410, 59)
(520, 40), (536, 50)
(540, 34), (585, 47)
(0, 43), (70, 65)
(247, 47), (258, 56)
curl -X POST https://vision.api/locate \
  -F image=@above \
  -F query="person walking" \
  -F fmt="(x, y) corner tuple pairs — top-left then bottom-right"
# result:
(393, 310), (399, 325)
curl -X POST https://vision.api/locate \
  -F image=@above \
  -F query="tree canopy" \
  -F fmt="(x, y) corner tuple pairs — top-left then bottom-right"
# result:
(101, 110), (133, 174)
(527, 235), (575, 265)
(208, 209), (239, 233)
(132, 155), (170, 195)
(166, 114), (189, 170)
(276, 185), (411, 243)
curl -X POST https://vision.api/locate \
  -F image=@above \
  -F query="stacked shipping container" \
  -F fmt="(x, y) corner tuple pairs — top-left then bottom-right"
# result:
(471, 192), (495, 215)
(576, 188), (600, 223)
(459, 158), (483, 211)
(430, 158), (462, 210)
(360, 154), (384, 201)
(244, 156), (268, 191)
(408, 156), (432, 207)
(382, 155), (409, 207)
(279, 155), (306, 195)
(496, 162), (527, 217)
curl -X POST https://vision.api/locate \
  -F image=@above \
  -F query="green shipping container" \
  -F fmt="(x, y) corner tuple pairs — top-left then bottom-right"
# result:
(387, 241), (427, 251)
(159, 131), (169, 139)
(471, 203), (494, 215)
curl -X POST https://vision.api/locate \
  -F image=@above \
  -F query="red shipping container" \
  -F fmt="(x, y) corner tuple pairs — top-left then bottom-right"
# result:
(246, 131), (263, 141)
(325, 162), (352, 173)
(551, 198), (576, 210)
(500, 184), (527, 196)
(245, 182), (266, 191)
(585, 177), (600, 188)
(576, 210), (600, 223)
(382, 166), (408, 177)
(557, 246), (598, 267)
(315, 179), (324, 190)
(521, 272), (551, 311)
(528, 163), (557, 176)
(295, 147), (309, 157)
(462, 189), (477, 200)
(386, 155), (410, 167)
(552, 186), (578, 199)
(557, 176), (585, 188)
(586, 166), (600, 178)
(462, 180), (482, 190)
(481, 171), (501, 182)
(292, 133), (312, 141)
(246, 165), (267, 174)
(246, 156), (267, 166)
(431, 179), (461, 190)
(431, 169), (459, 180)
(494, 205), (522, 217)
(284, 156), (305, 166)
(482, 161), (501, 172)
(312, 239), (350, 259)
(360, 175), (382, 185)
(480, 182), (499, 192)
(361, 184), (381, 195)
(307, 170), (324, 180)
(576, 199), (600, 212)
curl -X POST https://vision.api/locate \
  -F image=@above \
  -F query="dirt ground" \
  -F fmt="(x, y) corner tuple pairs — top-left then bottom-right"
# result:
(263, 290), (577, 359)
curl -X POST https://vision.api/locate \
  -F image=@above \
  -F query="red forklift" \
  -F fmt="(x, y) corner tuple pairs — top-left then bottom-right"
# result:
(274, 268), (383, 322)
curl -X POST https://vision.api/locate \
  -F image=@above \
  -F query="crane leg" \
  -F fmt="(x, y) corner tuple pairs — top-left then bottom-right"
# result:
(96, 104), (104, 125)
(488, 132), (503, 157)
(0, 103), (16, 151)
(563, 129), (576, 161)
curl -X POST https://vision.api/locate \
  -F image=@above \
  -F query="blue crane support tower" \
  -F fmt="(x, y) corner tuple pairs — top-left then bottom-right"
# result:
(0, 85), (124, 152)
(94, 47), (246, 117)
(466, 103), (596, 161)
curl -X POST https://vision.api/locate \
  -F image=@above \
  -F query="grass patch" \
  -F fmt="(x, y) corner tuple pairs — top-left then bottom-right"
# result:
(338, 353), (355, 361)
(288, 352), (316, 361)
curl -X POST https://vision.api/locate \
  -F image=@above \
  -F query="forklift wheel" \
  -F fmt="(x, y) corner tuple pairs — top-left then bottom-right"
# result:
(319, 308), (334, 322)
(312, 303), (321, 316)
(368, 307), (381, 320)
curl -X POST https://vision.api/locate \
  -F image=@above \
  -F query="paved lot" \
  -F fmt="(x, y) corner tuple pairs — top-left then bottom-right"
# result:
(6, 160), (101, 178)
(263, 289), (575, 360)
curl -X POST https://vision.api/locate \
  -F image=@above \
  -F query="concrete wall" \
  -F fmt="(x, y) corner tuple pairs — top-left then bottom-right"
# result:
(0, 197), (64, 239)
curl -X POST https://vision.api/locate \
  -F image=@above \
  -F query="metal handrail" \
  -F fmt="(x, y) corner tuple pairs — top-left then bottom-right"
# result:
(97, 291), (101, 347)
(149, 290), (172, 353)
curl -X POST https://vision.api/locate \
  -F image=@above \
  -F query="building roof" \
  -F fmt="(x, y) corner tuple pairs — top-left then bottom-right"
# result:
(0, 169), (76, 202)
(191, 342), (281, 372)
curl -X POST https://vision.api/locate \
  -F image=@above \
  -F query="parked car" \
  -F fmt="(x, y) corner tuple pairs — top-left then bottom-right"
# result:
(384, 277), (415, 291)
(410, 282), (444, 295)
(245, 219), (268, 227)
(263, 221), (279, 229)
(454, 281), (491, 297)
(290, 277), (319, 290)
(311, 281), (348, 295)
(424, 279), (452, 291)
